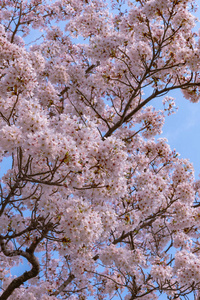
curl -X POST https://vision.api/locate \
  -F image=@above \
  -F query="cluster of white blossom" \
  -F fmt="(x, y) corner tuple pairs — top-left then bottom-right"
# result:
(1, 0), (200, 299)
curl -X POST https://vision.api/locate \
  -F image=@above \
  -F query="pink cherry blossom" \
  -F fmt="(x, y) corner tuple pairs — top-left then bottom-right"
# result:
(1, 0), (200, 299)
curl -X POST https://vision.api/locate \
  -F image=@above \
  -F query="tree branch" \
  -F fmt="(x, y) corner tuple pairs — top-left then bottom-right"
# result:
(0, 226), (49, 300)
(0, 239), (39, 300)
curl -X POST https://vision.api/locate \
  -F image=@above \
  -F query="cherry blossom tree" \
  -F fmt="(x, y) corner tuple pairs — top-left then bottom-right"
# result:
(1, 0), (200, 299)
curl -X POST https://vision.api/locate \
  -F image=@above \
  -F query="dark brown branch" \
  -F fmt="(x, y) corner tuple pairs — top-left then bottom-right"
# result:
(11, 2), (22, 43)
(104, 80), (200, 138)
(0, 239), (40, 300)
(51, 274), (75, 296)
(0, 180), (22, 217)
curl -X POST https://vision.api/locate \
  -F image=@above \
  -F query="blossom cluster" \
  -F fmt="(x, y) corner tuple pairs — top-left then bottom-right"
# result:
(0, 0), (200, 300)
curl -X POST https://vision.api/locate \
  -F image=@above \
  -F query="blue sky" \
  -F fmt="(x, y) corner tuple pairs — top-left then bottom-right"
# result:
(146, 3), (200, 180)
(151, 89), (200, 179)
